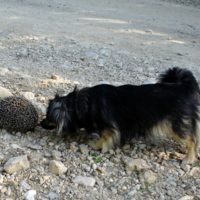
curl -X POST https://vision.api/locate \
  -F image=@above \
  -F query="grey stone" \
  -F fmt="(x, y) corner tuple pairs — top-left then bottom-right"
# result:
(122, 156), (150, 171)
(81, 52), (99, 60)
(143, 170), (158, 183)
(73, 176), (96, 187)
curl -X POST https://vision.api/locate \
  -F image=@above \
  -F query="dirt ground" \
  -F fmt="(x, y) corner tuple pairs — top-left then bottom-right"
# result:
(0, 0), (200, 199)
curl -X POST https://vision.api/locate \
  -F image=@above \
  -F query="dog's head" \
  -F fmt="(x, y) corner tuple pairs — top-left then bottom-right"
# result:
(41, 89), (78, 135)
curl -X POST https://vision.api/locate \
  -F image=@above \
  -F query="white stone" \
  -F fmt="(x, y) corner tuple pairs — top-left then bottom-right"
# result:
(4, 155), (30, 174)
(32, 101), (46, 116)
(0, 86), (13, 98)
(73, 176), (96, 187)
(122, 156), (150, 171)
(20, 180), (31, 190)
(20, 92), (35, 101)
(178, 196), (194, 200)
(24, 190), (37, 200)
(49, 160), (67, 175)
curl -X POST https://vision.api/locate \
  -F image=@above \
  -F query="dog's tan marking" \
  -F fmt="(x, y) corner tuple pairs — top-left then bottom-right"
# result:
(88, 128), (120, 153)
(170, 132), (196, 164)
(151, 119), (197, 164)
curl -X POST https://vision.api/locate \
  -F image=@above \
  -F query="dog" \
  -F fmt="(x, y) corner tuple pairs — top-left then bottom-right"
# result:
(41, 67), (200, 164)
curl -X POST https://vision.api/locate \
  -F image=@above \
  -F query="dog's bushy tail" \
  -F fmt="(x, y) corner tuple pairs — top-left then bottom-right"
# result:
(157, 67), (199, 91)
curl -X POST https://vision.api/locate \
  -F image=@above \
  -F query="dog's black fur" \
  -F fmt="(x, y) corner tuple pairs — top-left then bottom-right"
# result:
(41, 67), (200, 164)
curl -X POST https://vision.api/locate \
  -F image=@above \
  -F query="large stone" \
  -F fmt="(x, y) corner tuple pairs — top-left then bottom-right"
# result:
(143, 170), (158, 183)
(0, 86), (13, 98)
(49, 160), (67, 175)
(122, 156), (150, 171)
(4, 155), (30, 174)
(73, 176), (96, 187)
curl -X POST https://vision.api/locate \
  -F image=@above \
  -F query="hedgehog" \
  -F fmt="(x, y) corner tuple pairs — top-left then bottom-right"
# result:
(0, 96), (38, 132)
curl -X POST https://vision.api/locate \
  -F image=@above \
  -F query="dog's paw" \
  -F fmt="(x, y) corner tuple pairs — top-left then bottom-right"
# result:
(182, 155), (196, 165)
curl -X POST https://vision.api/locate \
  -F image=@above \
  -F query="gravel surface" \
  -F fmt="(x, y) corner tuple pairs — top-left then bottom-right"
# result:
(0, 0), (200, 199)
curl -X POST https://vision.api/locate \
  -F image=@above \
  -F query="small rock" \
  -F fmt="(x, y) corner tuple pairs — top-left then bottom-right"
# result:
(8, 66), (21, 71)
(81, 52), (99, 60)
(117, 50), (130, 56)
(49, 160), (67, 175)
(20, 180), (31, 191)
(27, 144), (42, 150)
(128, 189), (137, 196)
(24, 190), (37, 200)
(0, 68), (9, 76)
(178, 196), (194, 200)
(16, 48), (29, 58)
(4, 155), (30, 174)
(70, 143), (79, 152)
(51, 74), (60, 80)
(146, 29), (153, 34)
(79, 144), (89, 155)
(73, 176), (96, 187)
(52, 150), (61, 160)
(48, 192), (57, 199)
(0, 154), (4, 161)
(0, 86), (13, 98)
(100, 48), (111, 56)
(122, 156), (150, 171)
(177, 52), (183, 56)
(20, 92), (35, 101)
(32, 101), (46, 116)
(143, 170), (158, 183)
(10, 144), (22, 149)
(0, 174), (4, 184)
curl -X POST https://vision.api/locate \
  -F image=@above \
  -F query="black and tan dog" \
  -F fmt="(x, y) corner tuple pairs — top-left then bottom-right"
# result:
(41, 67), (200, 164)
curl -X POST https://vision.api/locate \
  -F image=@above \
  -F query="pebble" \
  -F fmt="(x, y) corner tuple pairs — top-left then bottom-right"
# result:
(49, 160), (67, 175)
(143, 170), (158, 183)
(20, 180), (31, 191)
(24, 190), (37, 200)
(79, 144), (89, 155)
(4, 155), (30, 174)
(73, 176), (96, 187)
(20, 92), (35, 101)
(0, 174), (4, 184)
(81, 52), (99, 60)
(178, 196), (194, 200)
(16, 48), (29, 58)
(48, 192), (57, 199)
(0, 86), (13, 98)
(122, 156), (150, 171)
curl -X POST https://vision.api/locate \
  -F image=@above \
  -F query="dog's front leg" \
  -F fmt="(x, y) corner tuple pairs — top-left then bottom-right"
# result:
(88, 128), (120, 153)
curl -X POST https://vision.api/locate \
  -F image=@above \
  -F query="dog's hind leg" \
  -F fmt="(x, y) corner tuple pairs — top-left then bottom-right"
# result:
(170, 131), (196, 164)
(88, 128), (120, 153)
